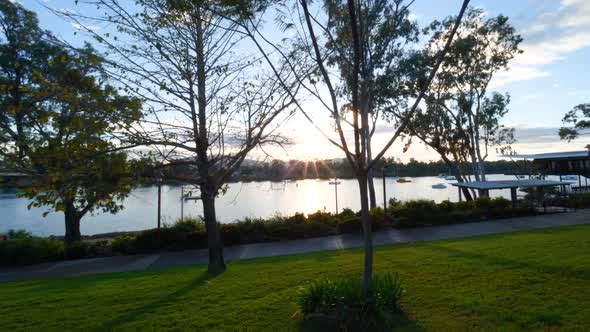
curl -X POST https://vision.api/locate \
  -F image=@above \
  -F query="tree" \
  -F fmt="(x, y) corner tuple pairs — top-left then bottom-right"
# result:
(321, 0), (420, 209)
(63, 0), (296, 274)
(235, 0), (470, 294)
(398, 8), (521, 196)
(559, 103), (590, 141)
(0, 0), (142, 244)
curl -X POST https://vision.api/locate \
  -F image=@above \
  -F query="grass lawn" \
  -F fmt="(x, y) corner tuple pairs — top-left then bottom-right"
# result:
(1, 225), (590, 331)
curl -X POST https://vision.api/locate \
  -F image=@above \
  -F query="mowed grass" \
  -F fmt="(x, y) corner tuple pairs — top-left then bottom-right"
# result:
(1, 225), (590, 331)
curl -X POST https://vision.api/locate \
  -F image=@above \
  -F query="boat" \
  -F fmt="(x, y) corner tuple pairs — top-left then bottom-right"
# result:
(444, 176), (456, 181)
(432, 183), (447, 189)
(437, 173), (447, 178)
(562, 175), (578, 181)
(396, 178), (412, 183)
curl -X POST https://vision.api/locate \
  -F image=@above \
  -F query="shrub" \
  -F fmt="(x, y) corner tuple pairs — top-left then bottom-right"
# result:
(338, 215), (362, 233)
(65, 242), (91, 260)
(168, 217), (205, 233)
(307, 210), (336, 225)
(89, 240), (111, 256)
(298, 273), (403, 331)
(111, 236), (137, 255)
(566, 192), (590, 208)
(0, 237), (64, 266)
(63, 240), (110, 260)
(337, 208), (357, 219)
(7, 229), (33, 240)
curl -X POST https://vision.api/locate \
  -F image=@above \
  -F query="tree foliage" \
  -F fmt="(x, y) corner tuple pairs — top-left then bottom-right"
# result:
(63, 0), (296, 273)
(237, 0), (470, 294)
(559, 103), (590, 141)
(0, 0), (142, 244)
(398, 7), (521, 194)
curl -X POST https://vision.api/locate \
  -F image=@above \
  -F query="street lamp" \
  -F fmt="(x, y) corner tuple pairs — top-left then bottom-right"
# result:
(156, 175), (163, 245)
(382, 165), (389, 224)
(328, 178), (341, 214)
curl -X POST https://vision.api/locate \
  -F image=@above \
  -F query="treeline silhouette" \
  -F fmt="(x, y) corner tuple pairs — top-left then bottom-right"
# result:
(231, 158), (531, 182)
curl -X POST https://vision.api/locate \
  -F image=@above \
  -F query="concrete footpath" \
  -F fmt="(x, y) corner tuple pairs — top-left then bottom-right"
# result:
(2, 210), (589, 283)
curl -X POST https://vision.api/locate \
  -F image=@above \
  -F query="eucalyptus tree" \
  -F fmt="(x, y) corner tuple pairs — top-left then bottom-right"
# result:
(399, 8), (521, 193)
(0, 0), (142, 244)
(559, 103), (590, 141)
(63, 0), (296, 273)
(318, 0), (421, 209)
(233, 0), (470, 293)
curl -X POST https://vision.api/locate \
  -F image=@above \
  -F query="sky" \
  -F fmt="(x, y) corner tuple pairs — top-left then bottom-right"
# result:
(13, 0), (590, 162)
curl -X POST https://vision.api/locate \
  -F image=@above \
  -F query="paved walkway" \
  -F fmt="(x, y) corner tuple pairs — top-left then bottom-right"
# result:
(2, 210), (589, 282)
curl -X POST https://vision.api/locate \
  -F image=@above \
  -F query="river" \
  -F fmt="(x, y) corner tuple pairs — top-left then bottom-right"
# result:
(0, 174), (565, 236)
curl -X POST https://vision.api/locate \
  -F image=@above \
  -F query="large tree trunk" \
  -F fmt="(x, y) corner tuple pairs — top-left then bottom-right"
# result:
(64, 200), (81, 245)
(358, 172), (373, 296)
(201, 189), (226, 275)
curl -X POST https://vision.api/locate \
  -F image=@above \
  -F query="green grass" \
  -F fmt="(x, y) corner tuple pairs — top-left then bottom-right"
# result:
(1, 225), (590, 331)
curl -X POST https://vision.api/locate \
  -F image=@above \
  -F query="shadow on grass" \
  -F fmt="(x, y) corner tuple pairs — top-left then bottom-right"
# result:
(298, 310), (426, 332)
(93, 270), (213, 332)
(424, 244), (590, 280)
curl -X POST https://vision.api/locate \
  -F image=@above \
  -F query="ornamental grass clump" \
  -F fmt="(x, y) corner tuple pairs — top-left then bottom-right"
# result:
(298, 273), (403, 331)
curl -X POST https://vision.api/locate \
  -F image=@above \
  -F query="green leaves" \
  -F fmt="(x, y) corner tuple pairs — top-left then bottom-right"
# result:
(559, 103), (590, 141)
(1, 1), (143, 232)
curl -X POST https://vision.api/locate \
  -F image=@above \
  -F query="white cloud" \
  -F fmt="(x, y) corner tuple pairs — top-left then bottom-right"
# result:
(70, 23), (101, 32)
(490, 66), (550, 88)
(494, 0), (590, 88)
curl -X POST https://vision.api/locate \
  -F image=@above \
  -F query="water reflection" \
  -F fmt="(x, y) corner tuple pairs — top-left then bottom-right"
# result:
(0, 174), (562, 236)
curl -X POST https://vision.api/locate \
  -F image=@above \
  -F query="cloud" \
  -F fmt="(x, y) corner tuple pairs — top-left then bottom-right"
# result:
(492, 0), (590, 87)
(70, 23), (101, 32)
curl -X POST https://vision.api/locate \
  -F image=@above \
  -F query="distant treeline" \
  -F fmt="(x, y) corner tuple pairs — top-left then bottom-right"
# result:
(229, 158), (532, 182)
(139, 158), (532, 183)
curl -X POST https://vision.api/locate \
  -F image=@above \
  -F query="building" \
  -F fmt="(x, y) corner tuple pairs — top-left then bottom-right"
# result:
(504, 145), (590, 178)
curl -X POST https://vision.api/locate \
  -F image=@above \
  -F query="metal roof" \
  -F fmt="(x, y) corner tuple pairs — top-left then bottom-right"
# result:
(0, 172), (30, 177)
(451, 179), (572, 190)
(500, 150), (589, 160)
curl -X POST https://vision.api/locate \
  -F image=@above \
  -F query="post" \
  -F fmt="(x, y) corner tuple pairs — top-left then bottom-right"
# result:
(536, 186), (545, 201)
(180, 184), (184, 221)
(510, 187), (517, 208)
(559, 175), (563, 194)
(157, 179), (162, 244)
(578, 175), (582, 189)
(382, 167), (387, 223)
(334, 178), (338, 214)
(458, 186), (462, 202)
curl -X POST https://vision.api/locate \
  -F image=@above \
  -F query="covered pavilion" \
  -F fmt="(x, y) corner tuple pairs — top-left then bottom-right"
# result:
(451, 179), (572, 207)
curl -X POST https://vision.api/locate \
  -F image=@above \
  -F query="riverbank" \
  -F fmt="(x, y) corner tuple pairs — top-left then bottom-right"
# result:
(2, 196), (543, 266)
(2, 174), (552, 237)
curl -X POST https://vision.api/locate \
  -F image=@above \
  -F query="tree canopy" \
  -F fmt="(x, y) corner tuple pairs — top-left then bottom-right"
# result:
(559, 103), (590, 141)
(0, 0), (142, 243)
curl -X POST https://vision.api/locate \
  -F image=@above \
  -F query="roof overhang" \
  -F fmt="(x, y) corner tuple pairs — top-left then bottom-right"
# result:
(451, 180), (572, 190)
(500, 150), (589, 160)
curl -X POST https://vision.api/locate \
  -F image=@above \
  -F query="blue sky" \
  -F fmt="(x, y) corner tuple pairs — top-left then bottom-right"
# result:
(13, 0), (590, 161)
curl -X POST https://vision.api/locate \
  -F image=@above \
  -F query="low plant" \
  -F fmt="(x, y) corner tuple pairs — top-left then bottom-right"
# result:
(167, 217), (205, 233)
(7, 229), (33, 240)
(298, 273), (403, 331)
(389, 196), (535, 227)
(0, 237), (64, 266)
(111, 235), (137, 255)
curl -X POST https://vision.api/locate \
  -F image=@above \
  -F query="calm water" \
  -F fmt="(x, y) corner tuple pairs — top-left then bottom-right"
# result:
(0, 174), (567, 236)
